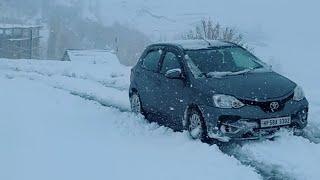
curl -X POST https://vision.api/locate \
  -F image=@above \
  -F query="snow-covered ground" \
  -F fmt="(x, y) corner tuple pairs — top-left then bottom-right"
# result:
(0, 55), (319, 180)
(0, 58), (261, 180)
(1, 1), (319, 179)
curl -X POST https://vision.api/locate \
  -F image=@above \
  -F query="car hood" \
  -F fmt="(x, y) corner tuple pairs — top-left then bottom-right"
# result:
(202, 72), (296, 100)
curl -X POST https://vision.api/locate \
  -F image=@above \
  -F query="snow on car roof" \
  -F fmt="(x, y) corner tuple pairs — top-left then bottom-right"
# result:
(154, 40), (234, 50)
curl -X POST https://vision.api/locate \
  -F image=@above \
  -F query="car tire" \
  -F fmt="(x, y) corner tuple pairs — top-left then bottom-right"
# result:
(130, 92), (144, 115)
(188, 108), (208, 141)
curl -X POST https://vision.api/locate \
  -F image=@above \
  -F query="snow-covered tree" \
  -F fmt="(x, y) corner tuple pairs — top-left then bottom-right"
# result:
(182, 18), (251, 50)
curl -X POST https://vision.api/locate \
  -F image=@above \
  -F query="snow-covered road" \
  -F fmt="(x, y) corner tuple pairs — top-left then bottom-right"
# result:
(0, 58), (319, 180)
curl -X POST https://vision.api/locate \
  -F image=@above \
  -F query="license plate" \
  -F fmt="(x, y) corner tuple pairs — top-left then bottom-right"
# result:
(261, 117), (291, 128)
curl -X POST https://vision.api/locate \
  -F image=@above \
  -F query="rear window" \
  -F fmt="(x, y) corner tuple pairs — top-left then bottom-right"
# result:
(142, 50), (162, 71)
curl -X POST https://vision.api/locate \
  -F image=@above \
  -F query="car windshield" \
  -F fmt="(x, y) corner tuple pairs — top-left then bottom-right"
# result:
(185, 47), (264, 78)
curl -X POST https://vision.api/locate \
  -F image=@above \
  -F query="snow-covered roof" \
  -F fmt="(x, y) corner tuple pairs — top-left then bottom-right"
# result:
(64, 49), (120, 65)
(154, 40), (234, 50)
(0, 24), (42, 29)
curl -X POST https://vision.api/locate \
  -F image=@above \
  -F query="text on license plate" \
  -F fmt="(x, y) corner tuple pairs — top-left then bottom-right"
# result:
(260, 117), (291, 128)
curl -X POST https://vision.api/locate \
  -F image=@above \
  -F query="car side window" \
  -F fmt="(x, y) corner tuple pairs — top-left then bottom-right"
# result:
(142, 49), (162, 71)
(160, 52), (181, 74)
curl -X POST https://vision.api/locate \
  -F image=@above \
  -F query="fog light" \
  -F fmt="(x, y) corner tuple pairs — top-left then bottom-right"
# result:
(220, 120), (259, 135)
(297, 109), (308, 123)
(301, 110), (308, 121)
(220, 124), (239, 134)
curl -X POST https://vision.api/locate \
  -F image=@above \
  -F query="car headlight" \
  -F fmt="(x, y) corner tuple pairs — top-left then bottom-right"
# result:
(293, 86), (305, 101)
(213, 94), (245, 108)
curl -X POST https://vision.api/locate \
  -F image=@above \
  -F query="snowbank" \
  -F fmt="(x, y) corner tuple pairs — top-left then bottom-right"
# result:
(0, 58), (130, 91)
(0, 75), (260, 180)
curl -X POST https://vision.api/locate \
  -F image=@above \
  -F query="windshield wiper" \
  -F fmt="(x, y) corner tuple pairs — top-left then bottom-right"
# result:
(206, 68), (255, 78)
(199, 72), (210, 78)
(236, 68), (254, 75)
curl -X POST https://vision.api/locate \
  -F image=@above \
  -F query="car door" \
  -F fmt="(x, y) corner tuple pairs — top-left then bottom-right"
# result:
(137, 46), (164, 114)
(158, 48), (187, 130)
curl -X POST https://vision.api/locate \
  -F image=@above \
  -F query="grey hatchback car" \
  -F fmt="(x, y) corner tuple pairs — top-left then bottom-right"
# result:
(129, 40), (308, 142)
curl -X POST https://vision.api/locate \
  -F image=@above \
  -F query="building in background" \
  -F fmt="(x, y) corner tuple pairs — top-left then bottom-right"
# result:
(62, 49), (119, 64)
(0, 24), (42, 59)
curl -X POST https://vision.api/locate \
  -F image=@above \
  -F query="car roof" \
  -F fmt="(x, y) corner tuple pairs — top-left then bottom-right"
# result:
(150, 39), (236, 50)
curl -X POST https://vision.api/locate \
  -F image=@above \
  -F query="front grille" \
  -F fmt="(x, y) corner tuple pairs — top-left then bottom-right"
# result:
(240, 93), (294, 113)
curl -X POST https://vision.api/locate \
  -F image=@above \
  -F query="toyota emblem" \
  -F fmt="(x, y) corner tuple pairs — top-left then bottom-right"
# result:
(270, 102), (280, 111)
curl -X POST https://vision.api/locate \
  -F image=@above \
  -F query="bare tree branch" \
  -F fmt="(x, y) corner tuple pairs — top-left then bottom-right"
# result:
(182, 18), (253, 51)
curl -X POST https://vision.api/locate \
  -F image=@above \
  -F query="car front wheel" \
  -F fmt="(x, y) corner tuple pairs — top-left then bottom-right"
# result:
(130, 92), (143, 115)
(188, 109), (207, 141)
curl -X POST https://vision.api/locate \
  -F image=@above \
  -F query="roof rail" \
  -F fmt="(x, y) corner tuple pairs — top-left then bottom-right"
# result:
(219, 40), (238, 46)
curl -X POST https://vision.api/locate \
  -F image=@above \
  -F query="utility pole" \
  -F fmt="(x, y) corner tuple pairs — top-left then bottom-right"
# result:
(29, 28), (33, 59)
(115, 37), (119, 53)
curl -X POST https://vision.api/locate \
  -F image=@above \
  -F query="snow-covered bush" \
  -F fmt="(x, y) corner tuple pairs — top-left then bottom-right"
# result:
(182, 18), (252, 51)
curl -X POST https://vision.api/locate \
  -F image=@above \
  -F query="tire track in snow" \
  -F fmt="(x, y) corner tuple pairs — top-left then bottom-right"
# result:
(52, 71), (319, 180)
(5, 66), (129, 92)
(2, 73), (265, 179)
(0, 72), (308, 180)
(0, 75), (264, 180)
(1, 67), (319, 180)
(67, 89), (130, 112)
(1, 69), (131, 112)
(218, 143), (294, 180)
(60, 84), (289, 180)
(62, 72), (129, 92)
(54, 84), (275, 180)
(5, 67), (320, 145)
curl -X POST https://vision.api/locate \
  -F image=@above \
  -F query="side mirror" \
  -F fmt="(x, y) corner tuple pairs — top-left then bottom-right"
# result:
(165, 68), (183, 79)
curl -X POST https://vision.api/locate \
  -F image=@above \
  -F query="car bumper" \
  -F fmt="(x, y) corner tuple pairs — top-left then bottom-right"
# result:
(199, 98), (309, 141)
